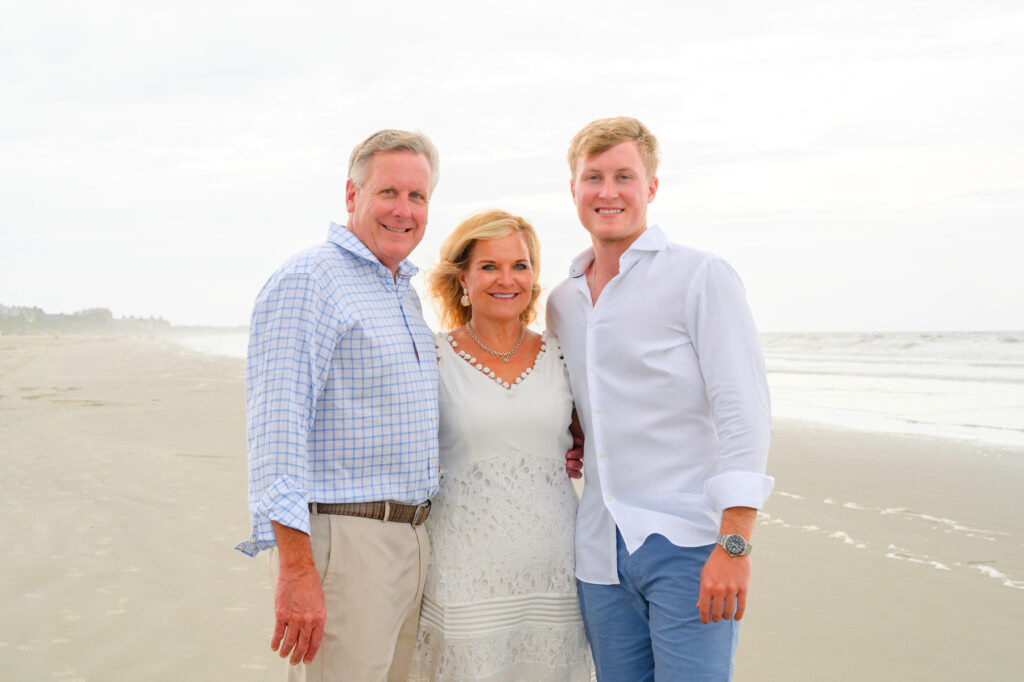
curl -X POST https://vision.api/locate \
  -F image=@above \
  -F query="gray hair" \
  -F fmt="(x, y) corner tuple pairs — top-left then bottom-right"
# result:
(348, 129), (440, 194)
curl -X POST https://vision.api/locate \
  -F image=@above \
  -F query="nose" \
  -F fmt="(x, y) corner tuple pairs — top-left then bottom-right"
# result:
(497, 266), (515, 285)
(598, 177), (617, 199)
(392, 193), (412, 218)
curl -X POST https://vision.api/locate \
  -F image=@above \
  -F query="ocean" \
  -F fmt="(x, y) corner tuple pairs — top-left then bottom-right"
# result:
(164, 328), (1024, 450)
(762, 331), (1024, 449)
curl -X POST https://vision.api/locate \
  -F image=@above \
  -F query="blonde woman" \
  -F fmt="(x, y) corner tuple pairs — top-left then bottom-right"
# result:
(408, 210), (590, 681)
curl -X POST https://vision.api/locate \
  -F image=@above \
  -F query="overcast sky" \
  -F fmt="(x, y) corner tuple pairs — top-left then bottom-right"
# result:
(3, 0), (1022, 332)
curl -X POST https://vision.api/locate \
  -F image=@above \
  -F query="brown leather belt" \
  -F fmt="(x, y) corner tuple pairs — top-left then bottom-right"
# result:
(309, 500), (431, 525)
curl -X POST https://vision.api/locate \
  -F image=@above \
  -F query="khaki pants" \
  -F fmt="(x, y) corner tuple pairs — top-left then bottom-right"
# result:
(270, 511), (430, 682)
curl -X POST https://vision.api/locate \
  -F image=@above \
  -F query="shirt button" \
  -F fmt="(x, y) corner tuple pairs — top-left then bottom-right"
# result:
(589, 365), (596, 372)
(594, 407), (601, 414)
(588, 323), (595, 329)
(606, 495), (613, 502)
(599, 452), (607, 458)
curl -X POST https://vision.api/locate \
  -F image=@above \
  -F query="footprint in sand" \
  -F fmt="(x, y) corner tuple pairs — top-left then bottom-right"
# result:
(106, 597), (129, 615)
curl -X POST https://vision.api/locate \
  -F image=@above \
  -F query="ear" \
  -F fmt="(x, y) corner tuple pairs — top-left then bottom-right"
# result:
(345, 178), (358, 214)
(570, 180), (577, 203)
(647, 176), (659, 204)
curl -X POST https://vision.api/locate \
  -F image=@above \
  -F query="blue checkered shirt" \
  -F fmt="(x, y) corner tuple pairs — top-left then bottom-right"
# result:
(236, 223), (439, 557)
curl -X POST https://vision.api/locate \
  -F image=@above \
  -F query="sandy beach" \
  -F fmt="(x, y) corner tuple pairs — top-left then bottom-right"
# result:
(1, 335), (1021, 681)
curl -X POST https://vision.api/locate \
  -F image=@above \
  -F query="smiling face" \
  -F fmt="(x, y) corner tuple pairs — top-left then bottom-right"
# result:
(458, 232), (534, 325)
(346, 150), (432, 274)
(571, 140), (658, 248)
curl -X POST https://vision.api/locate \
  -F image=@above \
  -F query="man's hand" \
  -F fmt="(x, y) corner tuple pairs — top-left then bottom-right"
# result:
(565, 435), (584, 479)
(696, 547), (750, 624)
(697, 506), (757, 624)
(271, 522), (326, 665)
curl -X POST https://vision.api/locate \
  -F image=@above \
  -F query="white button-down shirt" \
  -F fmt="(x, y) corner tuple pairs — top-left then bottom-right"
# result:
(547, 226), (774, 585)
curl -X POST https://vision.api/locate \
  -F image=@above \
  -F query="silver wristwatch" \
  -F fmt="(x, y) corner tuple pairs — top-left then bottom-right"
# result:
(716, 533), (752, 557)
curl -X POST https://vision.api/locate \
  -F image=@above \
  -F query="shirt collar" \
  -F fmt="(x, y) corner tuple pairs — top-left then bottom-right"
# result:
(327, 221), (419, 280)
(567, 225), (668, 278)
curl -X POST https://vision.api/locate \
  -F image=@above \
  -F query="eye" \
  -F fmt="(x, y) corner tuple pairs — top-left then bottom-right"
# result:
(618, 174), (631, 181)
(381, 188), (394, 195)
(411, 192), (425, 200)
(514, 263), (529, 270)
(481, 264), (496, 270)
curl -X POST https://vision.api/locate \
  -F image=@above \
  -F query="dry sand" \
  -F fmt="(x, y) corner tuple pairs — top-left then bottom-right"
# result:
(1, 335), (1021, 681)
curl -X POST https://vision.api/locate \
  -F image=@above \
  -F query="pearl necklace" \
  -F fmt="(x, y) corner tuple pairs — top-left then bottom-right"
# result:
(465, 321), (525, 363)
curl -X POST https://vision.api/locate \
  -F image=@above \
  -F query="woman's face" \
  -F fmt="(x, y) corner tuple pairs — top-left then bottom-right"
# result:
(458, 232), (534, 324)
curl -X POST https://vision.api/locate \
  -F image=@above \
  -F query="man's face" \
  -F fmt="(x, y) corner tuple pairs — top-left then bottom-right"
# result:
(346, 151), (432, 274)
(571, 141), (658, 247)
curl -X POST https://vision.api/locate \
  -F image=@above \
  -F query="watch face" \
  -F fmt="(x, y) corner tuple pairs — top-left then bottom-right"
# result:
(724, 535), (746, 555)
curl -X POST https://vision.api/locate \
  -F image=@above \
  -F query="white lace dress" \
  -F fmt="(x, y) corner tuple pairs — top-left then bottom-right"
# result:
(408, 332), (591, 682)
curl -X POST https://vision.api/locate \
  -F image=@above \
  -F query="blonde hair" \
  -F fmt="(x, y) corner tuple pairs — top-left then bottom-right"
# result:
(429, 209), (542, 330)
(348, 129), (440, 193)
(566, 116), (660, 180)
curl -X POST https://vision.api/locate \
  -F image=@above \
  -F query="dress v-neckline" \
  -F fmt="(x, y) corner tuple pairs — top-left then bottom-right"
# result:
(442, 332), (549, 392)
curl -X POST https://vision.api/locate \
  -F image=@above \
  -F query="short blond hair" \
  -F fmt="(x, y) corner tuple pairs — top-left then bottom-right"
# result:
(348, 129), (440, 194)
(567, 116), (660, 180)
(429, 209), (542, 330)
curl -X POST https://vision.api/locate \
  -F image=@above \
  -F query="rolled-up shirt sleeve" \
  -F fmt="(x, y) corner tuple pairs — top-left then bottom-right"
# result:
(235, 270), (344, 556)
(686, 258), (774, 513)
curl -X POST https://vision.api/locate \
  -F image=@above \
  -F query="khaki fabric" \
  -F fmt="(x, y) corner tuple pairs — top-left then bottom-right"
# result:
(270, 512), (430, 681)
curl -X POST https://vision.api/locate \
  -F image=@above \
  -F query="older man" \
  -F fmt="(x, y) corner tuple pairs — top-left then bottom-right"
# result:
(237, 130), (440, 681)
(547, 116), (774, 681)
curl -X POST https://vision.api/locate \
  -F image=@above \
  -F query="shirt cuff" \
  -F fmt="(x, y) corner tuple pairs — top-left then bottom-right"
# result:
(703, 471), (775, 512)
(235, 476), (312, 557)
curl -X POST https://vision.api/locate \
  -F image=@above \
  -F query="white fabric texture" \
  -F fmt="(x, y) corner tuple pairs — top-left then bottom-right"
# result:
(546, 225), (774, 586)
(408, 333), (592, 682)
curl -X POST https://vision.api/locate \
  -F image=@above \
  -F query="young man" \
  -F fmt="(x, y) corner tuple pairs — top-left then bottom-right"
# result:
(237, 129), (441, 681)
(547, 117), (774, 681)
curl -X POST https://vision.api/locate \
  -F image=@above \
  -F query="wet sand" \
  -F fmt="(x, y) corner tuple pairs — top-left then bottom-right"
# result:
(1, 335), (1021, 681)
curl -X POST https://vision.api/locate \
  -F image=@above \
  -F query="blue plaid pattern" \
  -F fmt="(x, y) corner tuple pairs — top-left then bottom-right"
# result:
(236, 223), (439, 557)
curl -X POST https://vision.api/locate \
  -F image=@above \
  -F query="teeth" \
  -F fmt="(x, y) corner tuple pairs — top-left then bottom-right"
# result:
(491, 293), (517, 299)
(597, 209), (623, 214)
(382, 224), (412, 233)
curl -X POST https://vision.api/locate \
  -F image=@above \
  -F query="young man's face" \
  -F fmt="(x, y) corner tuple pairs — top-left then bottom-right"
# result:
(346, 151), (432, 274)
(571, 141), (658, 248)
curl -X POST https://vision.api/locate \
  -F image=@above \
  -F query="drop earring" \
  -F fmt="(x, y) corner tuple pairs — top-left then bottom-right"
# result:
(460, 289), (470, 307)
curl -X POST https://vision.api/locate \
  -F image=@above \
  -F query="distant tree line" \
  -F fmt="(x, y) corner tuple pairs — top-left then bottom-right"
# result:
(0, 304), (170, 334)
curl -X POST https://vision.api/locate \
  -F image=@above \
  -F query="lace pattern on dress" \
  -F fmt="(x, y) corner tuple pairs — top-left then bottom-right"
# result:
(409, 453), (590, 681)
